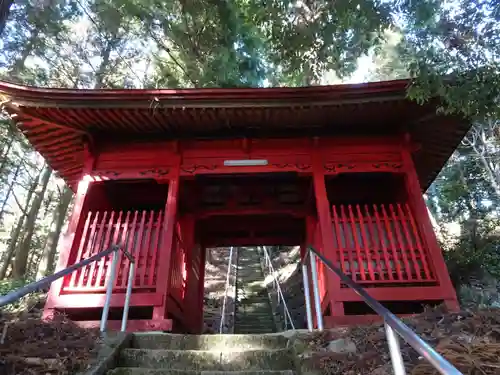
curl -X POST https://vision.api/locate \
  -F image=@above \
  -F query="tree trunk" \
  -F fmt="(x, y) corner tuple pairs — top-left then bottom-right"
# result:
(12, 165), (52, 280)
(0, 132), (14, 176)
(9, 31), (37, 80)
(477, 152), (500, 198)
(0, 172), (39, 279)
(37, 185), (73, 278)
(0, 161), (21, 223)
(0, 0), (14, 37)
(94, 41), (114, 89)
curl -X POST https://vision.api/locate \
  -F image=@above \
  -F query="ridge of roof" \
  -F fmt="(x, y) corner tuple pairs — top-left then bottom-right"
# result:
(0, 79), (411, 105)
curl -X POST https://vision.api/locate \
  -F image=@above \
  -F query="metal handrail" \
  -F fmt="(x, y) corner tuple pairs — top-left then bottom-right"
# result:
(0, 244), (136, 333)
(260, 246), (295, 331)
(219, 246), (235, 333)
(302, 246), (463, 375)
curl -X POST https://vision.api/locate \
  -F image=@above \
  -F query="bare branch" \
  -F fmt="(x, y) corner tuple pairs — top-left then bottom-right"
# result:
(149, 31), (199, 87)
(11, 190), (30, 218)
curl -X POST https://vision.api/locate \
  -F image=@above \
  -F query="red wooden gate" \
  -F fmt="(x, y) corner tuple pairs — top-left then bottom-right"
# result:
(331, 203), (435, 285)
(64, 209), (165, 293)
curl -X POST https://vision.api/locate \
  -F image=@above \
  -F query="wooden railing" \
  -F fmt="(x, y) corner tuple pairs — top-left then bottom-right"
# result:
(331, 203), (435, 284)
(65, 209), (165, 292)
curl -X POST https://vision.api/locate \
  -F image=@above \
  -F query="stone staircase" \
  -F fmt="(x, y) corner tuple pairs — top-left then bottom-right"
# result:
(234, 248), (276, 334)
(203, 247), (238, 333)
(107, 333), (295, 374)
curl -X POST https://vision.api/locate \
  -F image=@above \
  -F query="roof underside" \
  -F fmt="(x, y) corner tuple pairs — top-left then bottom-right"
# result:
(0, 79), (470, 190)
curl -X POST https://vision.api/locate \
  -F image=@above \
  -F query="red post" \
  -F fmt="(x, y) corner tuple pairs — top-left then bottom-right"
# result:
(401, 146), (459, 310)
(180, 214), (198, 332)
(44, 145), (94, 319)
(197, 245), (206, 333)
(152, 168), (180, 322)
(312, 150), (342, 317)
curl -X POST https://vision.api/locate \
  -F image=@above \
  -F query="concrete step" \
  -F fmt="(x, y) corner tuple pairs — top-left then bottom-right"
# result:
(119, 349), (292, 371)
(108, 370), (295, 375)
(234, 318), (275, 323)
(233, 325), (276, 332)
(236, 301), (271, 306)
(234, 249), (275, 335)
(235, 311), (273, 316)
(130, 334), (288, 350)
(233, 318), (275, 324)
(237, 271), (261, 273)
(234, 329), (276, 334)
(235, 311), (273, 315)
(237, 268), (262, 272)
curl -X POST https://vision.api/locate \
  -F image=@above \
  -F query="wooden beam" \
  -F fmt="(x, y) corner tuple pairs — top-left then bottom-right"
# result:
(312, 149), (342, 317)
(153, 162), (180, 321)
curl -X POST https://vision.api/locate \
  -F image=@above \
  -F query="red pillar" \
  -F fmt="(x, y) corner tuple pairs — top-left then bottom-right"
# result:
(180, 214), (199, 332)
(43, 146), (94, 319)
(198, 245), (206, 333)
(401, 146), (459, 310)
(153, 168), (180, 323)
(312, 150), (342, 319)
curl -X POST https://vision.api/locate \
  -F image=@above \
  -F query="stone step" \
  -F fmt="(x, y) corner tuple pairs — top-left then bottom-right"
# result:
(236, 296), (269, 301)
(234, 318), (274, 323)
(237, 269), (262, 272)
(236, 291), (268, 295)
(233, 318), (275, 324)
(233, 329), (276, 334)
(119, 349), (292, 371)
(233, 326), (276, 331)
(232, 326), (275, 330)
(236, 268), (262, 272)
(235, 310), (273, 315)
(235, 307), (272, 312)
(131, 334), (288, 350)
(108, 369), (295, 375)
(233, 318), (275, 323)
(235, 312), (273, 317)
(236, 301), (271, 306)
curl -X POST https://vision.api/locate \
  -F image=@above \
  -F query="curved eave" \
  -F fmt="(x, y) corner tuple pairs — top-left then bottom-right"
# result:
(0, 79), (470, 192)
(0, 79), (410, 107)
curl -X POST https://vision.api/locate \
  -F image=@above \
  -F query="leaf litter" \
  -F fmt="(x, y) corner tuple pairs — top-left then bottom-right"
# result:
(302, 305), (500, 375)
(0, 310), (100, 375)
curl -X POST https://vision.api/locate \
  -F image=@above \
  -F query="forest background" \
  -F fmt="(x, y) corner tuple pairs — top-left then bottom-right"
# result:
(0, 0), (499, 307)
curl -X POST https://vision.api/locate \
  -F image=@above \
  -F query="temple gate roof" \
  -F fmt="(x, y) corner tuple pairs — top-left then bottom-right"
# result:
(0, 79), (470, 189)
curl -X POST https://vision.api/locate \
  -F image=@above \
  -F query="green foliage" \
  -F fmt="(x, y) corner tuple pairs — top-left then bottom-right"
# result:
(444, 220), (500, 286)
(458, 279), (500, 309)
(400, 0), (500, 118)
(0, 0), (499, 302)
(0, 277), (42, 314)
(250, 0), (392, 85)
(0, 278), (29, 295)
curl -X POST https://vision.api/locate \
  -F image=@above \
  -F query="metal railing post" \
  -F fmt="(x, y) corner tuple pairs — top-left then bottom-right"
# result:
(100, 249), (120, 332)
(1, 244), (137, 334)
(302, 262), (314, 331)
(309, 251), (323, 331)
(305, 245), (463, 375)
(385, 322), (407, 375)
(0, 245), (118, 308)
(219, 246), (234, 334)
(260, 246), (295, 331)
(121, 262), (135, 332)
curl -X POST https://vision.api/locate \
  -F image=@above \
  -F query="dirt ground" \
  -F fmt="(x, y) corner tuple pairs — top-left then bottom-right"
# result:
(1, 303), (499, 374)
(0, 310), (100, 375)
(300, 306), (500, 374)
